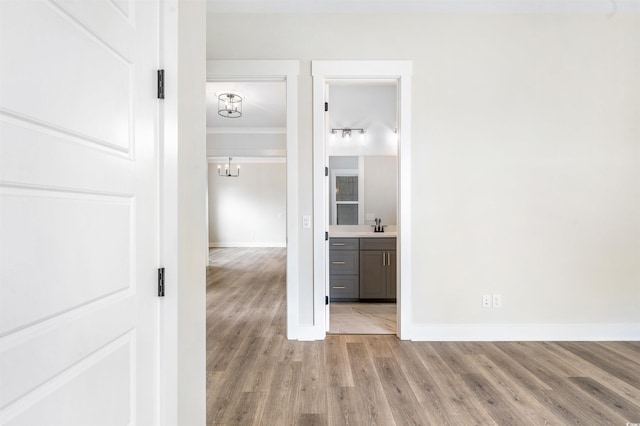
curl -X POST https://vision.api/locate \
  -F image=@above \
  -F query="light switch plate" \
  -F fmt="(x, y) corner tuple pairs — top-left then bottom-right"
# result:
(366, 213), (376, 221)
(493, 294), (502, 308)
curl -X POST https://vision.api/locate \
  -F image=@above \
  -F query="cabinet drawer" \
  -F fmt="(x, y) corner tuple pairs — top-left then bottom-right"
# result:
(329, 238), (359, 251)
(329, 275), (359, 299)
(360, 237), (396, 251)
(329, 251), (359, 274)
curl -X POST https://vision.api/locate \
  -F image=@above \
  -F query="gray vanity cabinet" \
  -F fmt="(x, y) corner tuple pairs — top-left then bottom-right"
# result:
(329, 238), (360, 301)
(329, 236), (396, 301)
(359, 238), (396, 300)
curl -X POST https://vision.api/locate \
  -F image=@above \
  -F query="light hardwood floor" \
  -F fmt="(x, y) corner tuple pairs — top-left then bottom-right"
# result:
(206, 247), (640, 425)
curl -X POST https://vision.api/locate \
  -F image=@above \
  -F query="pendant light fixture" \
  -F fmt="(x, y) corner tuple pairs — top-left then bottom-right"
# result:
(218, 157), (240, 177)
(217, 92), (242, 118)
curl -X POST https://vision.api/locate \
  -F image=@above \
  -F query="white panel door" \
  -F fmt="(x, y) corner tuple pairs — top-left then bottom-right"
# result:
(0, 1), (160, 424)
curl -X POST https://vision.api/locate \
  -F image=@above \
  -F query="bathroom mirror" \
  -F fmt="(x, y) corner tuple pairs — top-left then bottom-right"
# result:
(329, 155), (397, 226)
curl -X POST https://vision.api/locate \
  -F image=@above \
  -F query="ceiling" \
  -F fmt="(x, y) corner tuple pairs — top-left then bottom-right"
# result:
(206, 81), (286, 131)
(206, 0), (639, 14)
(206, 79), (400, 158)
(206, 81), (287, 158)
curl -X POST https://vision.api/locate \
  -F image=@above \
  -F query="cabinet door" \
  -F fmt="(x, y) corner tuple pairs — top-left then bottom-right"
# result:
(360, 251), (387, 299)
(387, 251), (397, 299)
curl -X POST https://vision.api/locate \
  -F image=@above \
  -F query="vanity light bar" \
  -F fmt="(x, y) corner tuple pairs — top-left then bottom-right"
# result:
(331, 128), (365, 138)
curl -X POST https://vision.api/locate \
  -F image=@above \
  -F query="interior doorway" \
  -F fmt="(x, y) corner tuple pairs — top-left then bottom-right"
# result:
(324, 81), (399, 335)
(206, 60), (301, 339)
(312, 60), (413, 339)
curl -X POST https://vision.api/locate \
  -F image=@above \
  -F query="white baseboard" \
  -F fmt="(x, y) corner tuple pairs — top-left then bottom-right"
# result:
(408, 323), (640, 342)
(286, 323), (640, 342)
(209, 242), (286, 248)
(287, 325), (326, 341)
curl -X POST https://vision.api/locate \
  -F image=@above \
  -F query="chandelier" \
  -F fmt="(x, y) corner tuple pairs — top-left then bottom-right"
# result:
(218, 157), (240, 177)
(218, 92), (242, 118)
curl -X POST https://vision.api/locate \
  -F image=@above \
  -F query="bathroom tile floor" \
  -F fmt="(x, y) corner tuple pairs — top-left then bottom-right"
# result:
(329, 302), (396, 334)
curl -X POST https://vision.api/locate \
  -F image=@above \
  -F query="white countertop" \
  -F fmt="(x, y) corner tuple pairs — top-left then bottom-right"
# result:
(330, 231), (397, 238)
(329, 225), (397, 238)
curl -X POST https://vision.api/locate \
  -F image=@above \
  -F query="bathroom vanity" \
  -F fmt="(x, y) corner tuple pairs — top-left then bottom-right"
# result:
(329, 232), (397, 302)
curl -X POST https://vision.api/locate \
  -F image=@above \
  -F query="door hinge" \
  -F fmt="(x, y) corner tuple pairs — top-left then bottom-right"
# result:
(158, 267), (165, 297)
(325, 231), (329, 241)
(325, 296), (329, 305)
(324, 102), (328, 112)
(157, 70), (165, 99)
(325, 166), (329, 177)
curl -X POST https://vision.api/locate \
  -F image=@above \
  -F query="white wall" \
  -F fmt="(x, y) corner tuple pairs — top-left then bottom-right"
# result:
(328, 84), (398, 156)
(364, 156), (397, 226)
(207, 13), (640, 338)
(208, 160), (286, 247)
(163, 1), (206, 424)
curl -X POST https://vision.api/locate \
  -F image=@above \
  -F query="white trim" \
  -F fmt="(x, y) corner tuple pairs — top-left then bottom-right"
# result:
(207, 127), (286, 135)
(358, 155), (365, 224)
(206, 60), (301, 340)
(294, 325), (328, 341)
(207, 148), (286, 157)
(409, 323), (640, 342)
(209, 242), (287, 248)
(398, 67), (413, 341)
(161, 2), (207, 425)
(207, 0), (640, 14)
(312, 60), (413, 341)
(207, 156), (286, 164)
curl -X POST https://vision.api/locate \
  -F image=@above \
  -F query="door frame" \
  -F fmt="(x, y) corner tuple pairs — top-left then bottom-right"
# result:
(312, 61), (413, 339)
(205, 60), (301, 339)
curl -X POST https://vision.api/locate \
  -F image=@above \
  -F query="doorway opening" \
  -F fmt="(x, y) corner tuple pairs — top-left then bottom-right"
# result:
(325, 81), (399, 335)
(206, 60), (300, 339)
(206, 80), (287, 249)
(312, 60), (413, 340)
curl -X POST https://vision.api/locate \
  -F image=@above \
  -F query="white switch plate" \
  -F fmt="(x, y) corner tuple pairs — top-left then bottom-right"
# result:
(302, 215), (311, 228)
(366, 213), (376, 221)
(493, 294), (502, 308)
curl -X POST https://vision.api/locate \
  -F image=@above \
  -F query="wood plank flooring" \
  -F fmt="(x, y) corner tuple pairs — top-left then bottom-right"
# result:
(206, 247), (640, 425)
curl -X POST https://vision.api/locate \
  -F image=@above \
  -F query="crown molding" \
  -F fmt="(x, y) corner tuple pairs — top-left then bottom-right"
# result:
(207, 127), (286, 135)
(207, 156), (286, 163)
(207, 0), (639, 14)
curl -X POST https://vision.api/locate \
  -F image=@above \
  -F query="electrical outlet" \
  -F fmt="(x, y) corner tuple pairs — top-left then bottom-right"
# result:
(366, 213), (376, 221)
(482, 295), (491, 308)
(493, 294), (502, 308)
(302, 215), (311, 229)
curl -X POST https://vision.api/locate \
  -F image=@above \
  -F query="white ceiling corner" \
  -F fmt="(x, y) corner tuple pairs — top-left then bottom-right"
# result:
(206, 0), (640, 14)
